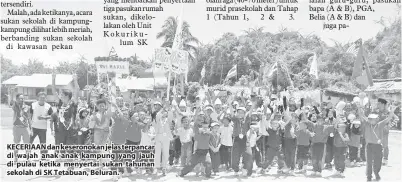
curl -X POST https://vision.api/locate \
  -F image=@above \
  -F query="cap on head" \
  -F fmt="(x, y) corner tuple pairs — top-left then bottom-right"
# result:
(352, 120), (361, 125)
(214, 98), (222, 105)
(211, 122), (220, 127)
(237, 107), (246, 112)
(179, 100), (186, 107)
(154, 101), (162, 106)
(368, 114), (379, 119)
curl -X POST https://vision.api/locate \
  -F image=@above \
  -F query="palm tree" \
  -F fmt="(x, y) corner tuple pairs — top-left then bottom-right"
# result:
(156, 16), (200, 60)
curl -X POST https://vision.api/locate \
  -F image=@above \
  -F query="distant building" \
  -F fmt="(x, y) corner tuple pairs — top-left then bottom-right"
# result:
(2, 74), (74, 105)
(365, 78), (401, 103)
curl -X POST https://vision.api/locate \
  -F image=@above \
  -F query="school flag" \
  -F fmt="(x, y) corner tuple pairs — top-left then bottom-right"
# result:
(352, 39), (373, 87)
(309, 53), (319, 79)
(225, 64), (237, 80)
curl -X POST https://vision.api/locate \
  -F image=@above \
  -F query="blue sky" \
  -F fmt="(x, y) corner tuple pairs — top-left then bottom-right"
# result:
(0, 0), (400, 66)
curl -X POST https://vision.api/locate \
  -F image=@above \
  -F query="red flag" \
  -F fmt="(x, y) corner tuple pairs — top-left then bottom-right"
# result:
(352, 41), (373, 87)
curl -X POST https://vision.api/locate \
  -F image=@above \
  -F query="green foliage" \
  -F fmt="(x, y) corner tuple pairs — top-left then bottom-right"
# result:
(188, 18), (401, 93)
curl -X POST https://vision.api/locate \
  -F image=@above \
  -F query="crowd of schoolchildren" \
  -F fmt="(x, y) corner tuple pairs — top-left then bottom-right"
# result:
(11, 75), (400, 181)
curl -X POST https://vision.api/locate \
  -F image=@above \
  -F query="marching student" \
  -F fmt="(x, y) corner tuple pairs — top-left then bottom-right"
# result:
(175, 116), (194, 167)
(219, 115), (233, 171)
(295, 121), (314, 173)
(311, 115), (335, 176)
(29, 92), (53, 156)
(140, 116), (155, 174)
(92, 99), (113, 145)
(110, 98), (130, 179)
(154, 106), (173, 176)
(283, 112), (298, 175)
(325, 109), (337, 169)
(358, 103), (396, 181)
(209, 122), (221, 175)
(261, 113), (286, 174)
(348, 120), (362, 167)
(247, 120), (260, 174)
(179, 115), (212, 178)
(52, 73), (79, 152)
(12, 93), (31, 162)
(231, 106), (253, 176)
(333, 122), (350, 177)
(76, 108), (91, 145)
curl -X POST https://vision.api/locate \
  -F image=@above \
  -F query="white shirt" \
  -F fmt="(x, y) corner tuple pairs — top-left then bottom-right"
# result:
(247, 130), (258, 147)
(31, 102), (51, 130)
(178, 127), (193, 143)
(259, 119), (270, 136)
(219, 125), (233, 146)
(140, 126), (155, 146)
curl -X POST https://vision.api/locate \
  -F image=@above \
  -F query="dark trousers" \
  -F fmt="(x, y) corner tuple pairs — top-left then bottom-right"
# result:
(111, 149), (125, 173)
(361, 138), (366, 161)
(219, 145), (231, 167)
(297, 145), (309, 169)
(383, 133), (389, 160)
(349, 145), (358, 162)
(30, 128), (48, 154)
(366, 143), (383, 179)
(77, 130), (90, 145)
(125, 139), (140, 173)
(325, 138), (334, 164)
(283, 138), (296, 170)
(231, 136), (253, 175)
(334, 146), (347, 172)
(251, 146), (262, 168)
(174, 137), (181, 160)
(210, 150), (220, 173)
(180, 149), (212, 177)
(55, 128), (76, 154)
(312, 143), (325, 172)
(262, 146), (284, 170)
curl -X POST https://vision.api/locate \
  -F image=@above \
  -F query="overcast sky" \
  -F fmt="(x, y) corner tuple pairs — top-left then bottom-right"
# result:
(0, 0), (400, 66)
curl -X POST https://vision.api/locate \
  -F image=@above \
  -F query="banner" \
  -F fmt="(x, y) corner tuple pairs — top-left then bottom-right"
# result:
(95, 61), (129, 74)
(154, 47), (188, 74)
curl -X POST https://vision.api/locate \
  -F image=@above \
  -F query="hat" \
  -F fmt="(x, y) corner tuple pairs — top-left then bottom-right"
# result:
(154, 101), (162, 106)
(172, 100), (178, 106)
(368, 114), (379, 119)
(199, 111), (205, 115)
(256, 108), (263, 114)
(237, 107), (246, 112)
(179, 100), (186, 107)
(251, 111), (258, 116)
(211, 122), (220, 127)
(352, 120), (361, 125)
(247, 102), (253, 106)
(214, 98), (222, 105)
(204, 100), (210, 106)
(204, 105), (214, 111)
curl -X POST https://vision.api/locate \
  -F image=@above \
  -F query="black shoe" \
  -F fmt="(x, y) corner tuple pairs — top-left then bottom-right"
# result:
(375, 174), (381, 181)
(367, 176), (372, 181)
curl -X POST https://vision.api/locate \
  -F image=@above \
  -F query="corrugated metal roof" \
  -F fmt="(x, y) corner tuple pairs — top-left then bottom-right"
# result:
(2, 76), (30, 85)
(365, 80), (402, 93)
(2, 74), (73, 87)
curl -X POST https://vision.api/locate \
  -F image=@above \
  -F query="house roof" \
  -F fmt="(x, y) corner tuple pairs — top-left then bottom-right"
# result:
(2, 74), (73, 88)
(2, 76), (30, 85)
(365, 79), (401, 94)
